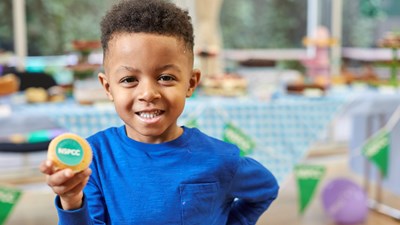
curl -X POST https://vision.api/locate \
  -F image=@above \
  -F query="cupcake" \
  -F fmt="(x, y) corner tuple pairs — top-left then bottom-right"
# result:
(48, 133), (93, 172)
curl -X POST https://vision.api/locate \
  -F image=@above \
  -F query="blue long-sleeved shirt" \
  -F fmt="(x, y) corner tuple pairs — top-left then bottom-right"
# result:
(56, 126), (279, 225)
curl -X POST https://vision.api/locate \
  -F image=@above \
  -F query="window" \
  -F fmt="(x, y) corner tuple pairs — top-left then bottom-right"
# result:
(220, 0), (308, 49)
(0, 0), (111, 56)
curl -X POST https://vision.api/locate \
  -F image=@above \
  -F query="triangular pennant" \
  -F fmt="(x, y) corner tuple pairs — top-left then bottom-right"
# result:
(295, 164), (326, 214)
(223, 123), (255, 156)
(0, 186), (22, 225)
(362, 128), (390, 177)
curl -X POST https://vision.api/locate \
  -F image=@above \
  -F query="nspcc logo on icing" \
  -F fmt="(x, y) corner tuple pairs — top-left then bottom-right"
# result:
(56, 139), (84, 166)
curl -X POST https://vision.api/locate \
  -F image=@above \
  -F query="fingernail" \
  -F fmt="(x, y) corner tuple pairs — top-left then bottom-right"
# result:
(64, 169), (72, 177)
(46, 160), (52, 167)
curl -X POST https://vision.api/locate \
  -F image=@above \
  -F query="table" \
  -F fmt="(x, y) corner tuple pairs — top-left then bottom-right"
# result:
(5, 95), (346, 184)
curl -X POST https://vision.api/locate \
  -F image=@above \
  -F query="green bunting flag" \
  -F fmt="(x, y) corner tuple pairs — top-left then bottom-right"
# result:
(223, 123), (255, 156)
(295, 164), (326, 214)
(0, 186), (22, 225)
(185, 118), (198, 128)
(362, 128), (390, 178)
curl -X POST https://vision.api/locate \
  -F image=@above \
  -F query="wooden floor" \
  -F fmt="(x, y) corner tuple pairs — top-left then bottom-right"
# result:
(2, 152), (400, 225)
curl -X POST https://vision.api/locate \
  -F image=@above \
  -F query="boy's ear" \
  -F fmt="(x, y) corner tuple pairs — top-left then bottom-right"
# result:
(98, 72), (114, 101)
(186, 69), (201, 97)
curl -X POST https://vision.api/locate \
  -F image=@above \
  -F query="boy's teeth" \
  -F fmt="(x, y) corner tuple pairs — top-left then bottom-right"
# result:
(139, 110), (160, 119)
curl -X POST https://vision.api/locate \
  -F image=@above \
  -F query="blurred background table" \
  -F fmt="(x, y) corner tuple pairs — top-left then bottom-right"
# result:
(2, 94), (347, 184)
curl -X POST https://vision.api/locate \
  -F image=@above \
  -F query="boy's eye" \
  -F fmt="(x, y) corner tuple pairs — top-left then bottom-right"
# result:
(121, 77), (138, 83)
(159, 74), (175, 82)
(120, 76), (138, 87)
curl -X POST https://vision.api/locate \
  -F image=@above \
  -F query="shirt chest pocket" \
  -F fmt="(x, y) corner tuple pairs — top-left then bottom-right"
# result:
(179, 182), (219, 225)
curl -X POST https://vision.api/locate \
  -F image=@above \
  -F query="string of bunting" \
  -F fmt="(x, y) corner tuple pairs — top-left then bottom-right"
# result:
(294, 105), (400, 215)
(360, 105), (400, 178)
(344, 105), (400, 181)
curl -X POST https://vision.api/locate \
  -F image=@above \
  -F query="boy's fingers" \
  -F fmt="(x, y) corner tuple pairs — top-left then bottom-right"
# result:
(46, 168), (75, 187)
(48, 168), (92, 195)
(60, 176), (90, 199)
(39, 160), (54, 175)
(51, 169), (91, 195)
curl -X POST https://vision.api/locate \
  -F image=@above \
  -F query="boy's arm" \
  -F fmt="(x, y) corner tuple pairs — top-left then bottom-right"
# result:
(55, 164), (107, 225)
(39, 160), (97, 224)
(226, 157), (279, 225)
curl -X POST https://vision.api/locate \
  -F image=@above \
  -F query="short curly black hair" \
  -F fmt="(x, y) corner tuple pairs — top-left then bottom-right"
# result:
(100, 0), (194, 56)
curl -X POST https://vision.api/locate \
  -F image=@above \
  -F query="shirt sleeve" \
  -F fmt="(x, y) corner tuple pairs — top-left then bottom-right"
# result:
(55, 195), (93, 225)
(226, 156), (279, 225)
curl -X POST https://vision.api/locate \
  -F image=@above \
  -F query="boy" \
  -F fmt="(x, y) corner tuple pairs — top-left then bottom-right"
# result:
(40, 0), (279, 224)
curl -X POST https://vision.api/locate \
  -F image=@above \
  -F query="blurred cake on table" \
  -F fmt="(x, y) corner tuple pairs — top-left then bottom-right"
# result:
(67, 40), (108, 104)
(0, 73), (20, 96)
(201, 73), (248, 97)
(378, 32), (400, 48)
(25, 86), (66, 103)
(378, 31), (400, 86)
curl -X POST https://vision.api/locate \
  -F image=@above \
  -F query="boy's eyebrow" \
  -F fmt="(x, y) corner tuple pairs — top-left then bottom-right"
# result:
(117, 66), (140, 73)
(116, 64), (182, 73)
(157, 64), (181, 72)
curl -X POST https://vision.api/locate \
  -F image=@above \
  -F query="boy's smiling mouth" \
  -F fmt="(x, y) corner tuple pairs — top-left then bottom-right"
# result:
(136, 110), (164, 119)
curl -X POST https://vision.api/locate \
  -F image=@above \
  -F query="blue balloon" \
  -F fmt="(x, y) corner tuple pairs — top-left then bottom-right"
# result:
(321, 178), (369, 224)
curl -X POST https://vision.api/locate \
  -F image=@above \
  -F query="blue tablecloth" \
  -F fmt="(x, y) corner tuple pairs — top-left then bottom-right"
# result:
(9, 95), (347, 183)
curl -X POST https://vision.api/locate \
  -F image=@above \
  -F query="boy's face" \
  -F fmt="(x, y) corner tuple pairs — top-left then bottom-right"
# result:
(99, 33), (200, 143)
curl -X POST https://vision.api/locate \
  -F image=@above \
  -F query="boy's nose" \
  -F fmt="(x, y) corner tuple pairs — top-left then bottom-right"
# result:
(137, 81), (161, 102)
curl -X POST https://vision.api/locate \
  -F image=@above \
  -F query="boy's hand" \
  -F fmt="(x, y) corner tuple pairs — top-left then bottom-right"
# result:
(39, 160), (92, 210)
